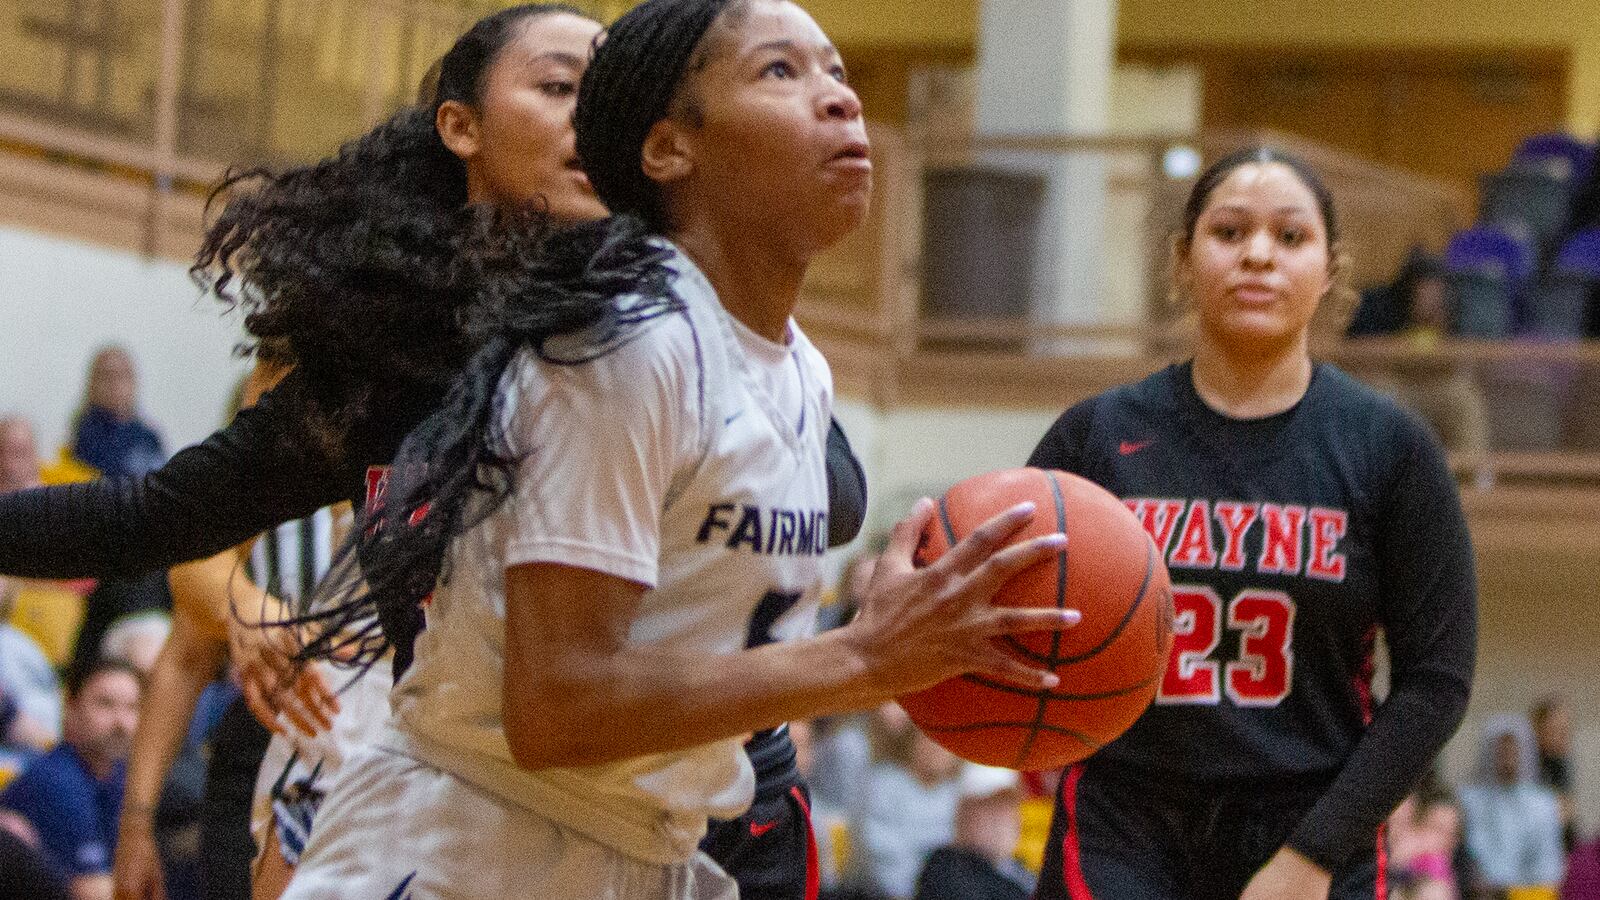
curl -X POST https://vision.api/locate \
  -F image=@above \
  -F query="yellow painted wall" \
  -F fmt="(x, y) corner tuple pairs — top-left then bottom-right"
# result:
(688, 0), (1600, 137)
(1117, 0), (1600, 137)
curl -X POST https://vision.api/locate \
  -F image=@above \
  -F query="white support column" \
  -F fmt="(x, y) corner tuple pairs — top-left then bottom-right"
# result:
(974, 0), (1118, 337)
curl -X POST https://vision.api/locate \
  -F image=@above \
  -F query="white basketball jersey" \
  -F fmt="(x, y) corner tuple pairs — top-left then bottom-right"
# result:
(385, 244), (832, 865)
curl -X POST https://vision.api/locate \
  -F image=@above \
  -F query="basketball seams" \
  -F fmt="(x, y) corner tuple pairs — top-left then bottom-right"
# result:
(902, 468), (1168, 773)
(937, 496), (958, 549)
(919, 720), (1099, 751)
(960, 669), (1161, 703)
(1012, 469), (1071, 768)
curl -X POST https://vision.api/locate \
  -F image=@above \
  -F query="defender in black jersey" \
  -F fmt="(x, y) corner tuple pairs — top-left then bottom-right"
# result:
(1028, 149), (1476, 900)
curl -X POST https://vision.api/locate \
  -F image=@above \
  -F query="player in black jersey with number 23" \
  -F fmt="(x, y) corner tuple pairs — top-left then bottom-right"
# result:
(1027, 147), (1477, 900)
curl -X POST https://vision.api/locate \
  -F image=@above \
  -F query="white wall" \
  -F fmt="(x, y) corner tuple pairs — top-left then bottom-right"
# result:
(0, 225), (251, 458)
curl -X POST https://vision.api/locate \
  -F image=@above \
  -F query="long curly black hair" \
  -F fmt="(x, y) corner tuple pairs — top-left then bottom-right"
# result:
(191, 3), (592, 461)
(290, 0), (762, 672)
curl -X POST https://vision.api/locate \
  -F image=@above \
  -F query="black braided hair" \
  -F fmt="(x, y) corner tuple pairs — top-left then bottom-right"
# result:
(192, 4), (591, 461)
(293, 0), (767, 671)
(575, 0), (750, 230)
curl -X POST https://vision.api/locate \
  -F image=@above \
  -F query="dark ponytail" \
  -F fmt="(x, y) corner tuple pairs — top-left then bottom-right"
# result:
(192, 4), (592, 461)
(292, 0), (760, 673)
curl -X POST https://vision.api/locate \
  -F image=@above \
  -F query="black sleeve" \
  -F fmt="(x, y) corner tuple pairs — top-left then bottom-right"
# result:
(1025, 398), (1097, 474)
(0, 370), (344, 579)
(825, 417), (868, 548)
(0, 829), (71, 900)
(1287, 416), (1477, 870)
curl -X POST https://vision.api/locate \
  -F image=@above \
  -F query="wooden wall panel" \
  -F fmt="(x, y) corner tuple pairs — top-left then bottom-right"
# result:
(1126, 45), (1568, 198)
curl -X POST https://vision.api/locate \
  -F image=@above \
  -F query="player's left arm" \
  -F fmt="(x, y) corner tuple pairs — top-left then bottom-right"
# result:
(1266, 415), (1477, 891)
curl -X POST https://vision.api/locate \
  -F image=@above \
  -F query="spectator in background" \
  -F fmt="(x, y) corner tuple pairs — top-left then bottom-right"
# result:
(0, 575), (63, 759)
(1389, 789), (1466, 900)
(70, 346), (165, 478)
(0, 416), (42, 493)
(1532, 696), (1577, 849)
(1352, 250), (1490, 454)
(71, 576), (172, 677)
(0, 417), (90, 666)
(98, 611), (172, 677)
(1460, 714), (1566, 892)
(914, 765), (1033, 900)
(848, 713), (964, 899)
(0, 657), (142, 900)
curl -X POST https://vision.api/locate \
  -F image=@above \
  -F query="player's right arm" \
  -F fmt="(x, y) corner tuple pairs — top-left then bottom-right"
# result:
(113, 557), (228, 900)
(503, 501), (1075, 770)
(491, 325), (1076, 770)
(0, 369), (341, 579)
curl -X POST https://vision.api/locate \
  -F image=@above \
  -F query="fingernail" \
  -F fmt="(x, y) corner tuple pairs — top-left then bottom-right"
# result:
(1041, 672), (1061, 688)
(1040, 534), (1068, 548)
(1062, 609), (1082, 623)
(1011, 501), (1037, 515)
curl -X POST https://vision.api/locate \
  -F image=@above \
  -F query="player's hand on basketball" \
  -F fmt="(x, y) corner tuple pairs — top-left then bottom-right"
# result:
(1238, 847), (1331, 900)
(845, 498), (1078, 695)
(112, 814), (166, 900)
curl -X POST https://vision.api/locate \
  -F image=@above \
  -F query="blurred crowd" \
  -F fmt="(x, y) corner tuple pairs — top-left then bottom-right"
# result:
(0, 323), (1595, 899)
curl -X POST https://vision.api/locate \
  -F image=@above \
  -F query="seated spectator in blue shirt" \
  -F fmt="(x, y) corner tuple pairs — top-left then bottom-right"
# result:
(70, 346), (165, 478)
(915, 765), (1034, 900)
(1460, 714), (1567, 892)
(1, 575), (63, 760)
(1, 657), (141, 900)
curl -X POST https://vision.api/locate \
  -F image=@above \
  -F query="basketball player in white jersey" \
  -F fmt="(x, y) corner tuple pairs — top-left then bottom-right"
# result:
(281, 1), (1080, 897)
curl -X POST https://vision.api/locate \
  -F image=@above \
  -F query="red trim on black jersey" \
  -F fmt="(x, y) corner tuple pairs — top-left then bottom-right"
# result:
(790, 786), (820, 900)
(1058, 765), (1094, 900)
(1354, 625), (1378, 725)
(1375, 822), (1389, 900)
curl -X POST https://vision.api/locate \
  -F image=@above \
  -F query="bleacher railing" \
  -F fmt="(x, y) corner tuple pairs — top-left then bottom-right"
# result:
(0, 9), (1596, 481)
(0, 0), (612, 252)
(797, 125), (1600, 483)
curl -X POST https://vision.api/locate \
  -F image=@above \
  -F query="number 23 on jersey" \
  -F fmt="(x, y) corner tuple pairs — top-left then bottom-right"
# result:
(1159, 585), (1295, 706)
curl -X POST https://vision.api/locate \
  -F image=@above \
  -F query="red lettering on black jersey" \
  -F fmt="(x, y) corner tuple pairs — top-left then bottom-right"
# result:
(1224, 590), (1295, 706)
(365, 466), (390, 509)
(407, 502), (432, 528)
(1168, 500), (1217, 569)
(1125, 498), (1185, 557)
(1212, 501), (1260, 571)
(1306, 508), (1349, 582)
(1257, 504), (1306, 575)
(364, 466), (391, 537)
(1158, 585), (1223, 704)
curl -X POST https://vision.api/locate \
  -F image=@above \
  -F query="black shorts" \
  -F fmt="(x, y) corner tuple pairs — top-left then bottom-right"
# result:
(1034, 763), (1385, 900)
(701, 783), (819, 900)
(199, 697), (272, 899)
(0, 827), (70, 900)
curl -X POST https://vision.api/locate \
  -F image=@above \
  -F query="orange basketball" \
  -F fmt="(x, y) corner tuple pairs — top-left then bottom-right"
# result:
(898, 467), (1174, 771)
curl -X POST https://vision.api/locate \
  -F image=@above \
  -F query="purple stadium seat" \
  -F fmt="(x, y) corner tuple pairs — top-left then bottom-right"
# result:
(1443, 226), (1534, 337)
(1553, 228), (1600, 276)
(1527, 229), (1600, 339)
(1444, 226), (1534, 282)
(1513, 133), (1596, 186)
